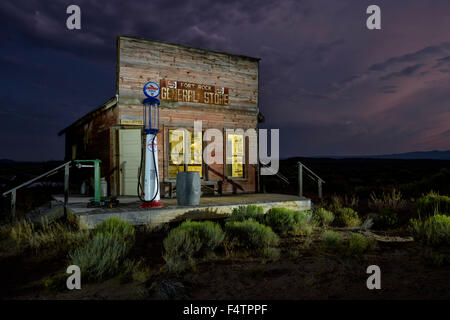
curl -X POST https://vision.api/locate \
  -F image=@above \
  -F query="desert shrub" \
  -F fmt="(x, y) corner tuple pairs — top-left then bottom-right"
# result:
(327, 194), (359, 211)
(410, 214), (450, 246)
(0, 223), (13, 241)
(369, 189), (406, 211)
(348, 233), (377, 256)
(163, 220), (224, 273)
(321, 230), (344, 249)
(422, 248), (449, 267)
(93, 217), (135, 244)
(42, 273), (68, 294)
(224, 219), (279, 257)
(313, 208), (334, 227)
(117, 259), (147, 284)
(228, 205), (265, 222)
(69, 233), (131, 282)
(334, 208), (361, 227)
(416, 192), (450, 217)
(10, 218), (89, 253)
(10, 219), (34, 250)
(375, 207), (399, 228)
(264, 207), (313, 235)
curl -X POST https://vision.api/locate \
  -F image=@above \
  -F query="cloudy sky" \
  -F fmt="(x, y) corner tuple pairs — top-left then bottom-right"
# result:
(1, 0), (449, 160)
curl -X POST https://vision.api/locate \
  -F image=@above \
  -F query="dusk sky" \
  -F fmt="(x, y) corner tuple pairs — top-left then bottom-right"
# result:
(1, 0), (450, 161)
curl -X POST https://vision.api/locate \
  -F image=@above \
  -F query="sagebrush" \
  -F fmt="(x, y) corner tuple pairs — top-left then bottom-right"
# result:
(163, 220), (224, 273)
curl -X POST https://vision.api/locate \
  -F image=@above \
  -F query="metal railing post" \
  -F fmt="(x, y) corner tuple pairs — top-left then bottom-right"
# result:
(318, 180), (323, 200)
(298, 162), (303, 198)
(64, 163), (70, 218)
(11, 189), (16, 222)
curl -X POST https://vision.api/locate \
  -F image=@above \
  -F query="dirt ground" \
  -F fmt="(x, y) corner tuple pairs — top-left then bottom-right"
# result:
(1, 228), (448, 300)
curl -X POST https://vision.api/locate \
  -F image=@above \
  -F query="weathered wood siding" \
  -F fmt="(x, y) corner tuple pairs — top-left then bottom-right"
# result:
(117, 36), (259, 193)
(64, 106), (119, 194)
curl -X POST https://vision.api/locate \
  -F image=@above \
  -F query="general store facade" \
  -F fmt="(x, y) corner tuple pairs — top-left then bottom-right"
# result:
(59, 36), (261, 197)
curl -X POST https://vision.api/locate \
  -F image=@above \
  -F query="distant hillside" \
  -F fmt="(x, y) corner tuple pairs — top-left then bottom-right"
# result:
(367, 150), (450, 160)
(304, 150), (450, 160)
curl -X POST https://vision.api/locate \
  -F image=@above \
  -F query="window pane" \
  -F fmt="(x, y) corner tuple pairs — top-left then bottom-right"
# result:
(169, 129), (203, 178)
(227, 133), (244, 178)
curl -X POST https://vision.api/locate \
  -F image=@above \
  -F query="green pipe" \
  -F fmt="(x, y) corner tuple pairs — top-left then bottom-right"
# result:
(74, 159), (102, 203)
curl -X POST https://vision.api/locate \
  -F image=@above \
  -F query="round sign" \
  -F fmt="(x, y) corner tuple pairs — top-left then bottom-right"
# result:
(143, 81), (160, 98)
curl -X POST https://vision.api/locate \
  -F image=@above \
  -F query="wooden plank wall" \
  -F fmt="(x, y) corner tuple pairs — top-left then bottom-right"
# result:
(117, 36), (259, 193)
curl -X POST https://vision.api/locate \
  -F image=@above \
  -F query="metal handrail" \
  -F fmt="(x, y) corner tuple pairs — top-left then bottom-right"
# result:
(298, 161), (325, 199)
(2, 161), (72, 221)
(260, 163), (290, 184)
(2, 161), (72, 196)
(299, 161), (325, 183)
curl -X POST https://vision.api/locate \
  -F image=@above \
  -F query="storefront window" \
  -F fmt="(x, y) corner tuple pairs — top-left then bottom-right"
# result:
(168, 129), (202, 178)
(226, 133), (244, 178)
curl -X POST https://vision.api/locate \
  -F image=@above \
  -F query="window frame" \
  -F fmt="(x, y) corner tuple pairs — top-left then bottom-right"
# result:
(225, 130), (247, 180)
(166, 127), (204, 180)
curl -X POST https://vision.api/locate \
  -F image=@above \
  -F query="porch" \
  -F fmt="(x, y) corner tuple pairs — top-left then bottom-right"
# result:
(52, 193), (311, 229)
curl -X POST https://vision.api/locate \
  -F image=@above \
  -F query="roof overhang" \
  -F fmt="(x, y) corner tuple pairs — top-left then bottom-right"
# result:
(58, 96), (118, 136)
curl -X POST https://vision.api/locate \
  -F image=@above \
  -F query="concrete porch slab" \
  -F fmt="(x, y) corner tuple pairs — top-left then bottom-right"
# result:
(53, 193), (311, 229)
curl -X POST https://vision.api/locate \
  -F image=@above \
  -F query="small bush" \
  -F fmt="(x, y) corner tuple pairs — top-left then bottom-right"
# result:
(369, 189), (406, 211)
(163, 220), (224, 273)
(10, 219), (89, 254)
(313, 208), (334, 227)
(228, 205), (265, 222)
(327, 194), (359, 211)
(69, 233), (131, 282)
(321, 230), (344, 249)
(410, 214), (450, 246)
(264, 207), (313, 235)
(93, 217), (135, 244)
(225, 219), (279, 257)
(42, 273), (68, 294)
(417, 192), (450, 217)
(376, 207), (399, 228)
(422, 248), (449, 267)
(348, 233), (376, 256)
(334, 208), (361, 227)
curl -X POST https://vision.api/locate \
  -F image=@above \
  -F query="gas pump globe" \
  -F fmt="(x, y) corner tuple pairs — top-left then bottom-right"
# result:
(139, 81), (164, 208)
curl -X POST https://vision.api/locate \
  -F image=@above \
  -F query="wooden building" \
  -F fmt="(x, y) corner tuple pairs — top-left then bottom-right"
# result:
(59, 36), (260, 197)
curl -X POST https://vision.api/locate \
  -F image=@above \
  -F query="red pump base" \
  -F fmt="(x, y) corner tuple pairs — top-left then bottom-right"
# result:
(140, 200), (164, 208)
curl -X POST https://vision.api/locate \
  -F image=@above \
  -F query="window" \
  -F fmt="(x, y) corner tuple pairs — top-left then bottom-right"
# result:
(168, 129), (202, 178)
(226, 133), (244, 178)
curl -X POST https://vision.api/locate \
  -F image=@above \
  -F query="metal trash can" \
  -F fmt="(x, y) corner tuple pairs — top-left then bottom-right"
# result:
(176, 171), (201, 206)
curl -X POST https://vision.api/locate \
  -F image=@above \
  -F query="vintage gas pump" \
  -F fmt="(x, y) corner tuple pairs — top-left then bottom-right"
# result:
(138, 81), (164, 208)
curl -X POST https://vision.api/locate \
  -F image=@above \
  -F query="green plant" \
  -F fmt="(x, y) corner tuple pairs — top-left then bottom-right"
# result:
(376, 207), (399, 228)
(225, 219), (279, 257)
(163, 220), (224, 273)
(334, 208), (361, 227)
(313, 208), (334, 227)
(410, 214), (450, 246)
(321, 230), (344, 249)
(422, 248), (449, 267)
(228, 205), (265, 222)
(42, 273), (68, 294)
(264, 207), (313, 235)
(416, 192), (450, 217)
(69, 233), (131, 282)
(9, 218), (90, 254)
(369, 189), (406, 211)
(347, 233), (376, 256)
(93, 217), (135, 244)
